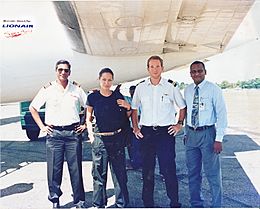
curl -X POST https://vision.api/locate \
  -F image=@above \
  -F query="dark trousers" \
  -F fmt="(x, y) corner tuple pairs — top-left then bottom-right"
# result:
(91, 133), (129, 208)
(128, 133), (143, 169)
(140, 126), (179, 207)
(46, 129), (85, 204)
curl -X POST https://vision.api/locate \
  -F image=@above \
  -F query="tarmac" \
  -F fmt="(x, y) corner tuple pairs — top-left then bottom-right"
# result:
(0, 101), (260, 208)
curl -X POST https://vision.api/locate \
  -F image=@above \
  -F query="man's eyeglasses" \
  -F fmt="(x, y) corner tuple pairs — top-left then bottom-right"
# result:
(57, 68), (70, 73)
(190, 69), (204, 74)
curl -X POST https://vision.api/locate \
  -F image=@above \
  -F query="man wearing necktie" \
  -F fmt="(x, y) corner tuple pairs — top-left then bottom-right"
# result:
(184, 61), (227, 207)
(191, 85), (199, 128)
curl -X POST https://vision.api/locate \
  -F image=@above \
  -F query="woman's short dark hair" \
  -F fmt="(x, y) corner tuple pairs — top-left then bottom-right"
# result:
(147, 55), (163, 68)
(55, 59), (71, 70)
(99, 68), (114, 79)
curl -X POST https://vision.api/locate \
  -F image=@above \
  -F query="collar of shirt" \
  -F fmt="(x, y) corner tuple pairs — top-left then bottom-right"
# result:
(54, 80), (72, 93)
(192, 79), (206, 90)
(45, 80), (83, 126)
(136, 77), (182, 126)
(185, 79), (227, 141)
(145, 77), (166, 86)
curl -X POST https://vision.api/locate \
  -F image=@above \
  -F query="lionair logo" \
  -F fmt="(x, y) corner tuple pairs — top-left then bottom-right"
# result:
(2, 19), (34, 38)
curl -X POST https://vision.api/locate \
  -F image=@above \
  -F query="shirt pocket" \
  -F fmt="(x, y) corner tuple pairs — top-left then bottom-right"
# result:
(199, 96), (210, 111)
(161, 95), (171, 104)
(66, 93), (80, 109)
(160, 95), (171, 110)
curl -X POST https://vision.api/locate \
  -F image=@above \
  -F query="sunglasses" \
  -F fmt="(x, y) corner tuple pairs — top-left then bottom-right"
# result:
(57, 68), (70, 73)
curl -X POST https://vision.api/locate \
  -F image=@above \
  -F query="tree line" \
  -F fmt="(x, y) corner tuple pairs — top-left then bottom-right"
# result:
(177, 78), (260, 90)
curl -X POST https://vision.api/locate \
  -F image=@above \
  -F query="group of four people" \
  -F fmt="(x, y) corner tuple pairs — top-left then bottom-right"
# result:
(29, 55), (227, 208)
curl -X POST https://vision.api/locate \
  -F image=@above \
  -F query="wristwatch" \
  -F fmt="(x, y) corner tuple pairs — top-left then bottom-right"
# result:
(177, 120), (184, 125)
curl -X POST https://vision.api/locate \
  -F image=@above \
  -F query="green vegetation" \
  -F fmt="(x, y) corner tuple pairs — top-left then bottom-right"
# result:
(217, 78), (260, 89)
(178, 82), (187, 90)
(176, 78), (260, 90)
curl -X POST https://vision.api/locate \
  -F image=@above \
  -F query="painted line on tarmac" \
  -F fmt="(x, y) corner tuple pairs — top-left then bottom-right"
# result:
(0, 161), (31, 178)
(235, 150), (260, 194)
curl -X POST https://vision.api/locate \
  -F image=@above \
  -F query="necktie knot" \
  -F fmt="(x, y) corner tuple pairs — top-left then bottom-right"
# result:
(194, 85), (199, 96)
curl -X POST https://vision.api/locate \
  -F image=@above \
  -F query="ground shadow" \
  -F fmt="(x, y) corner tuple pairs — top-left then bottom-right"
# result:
(61, 189), (114, 208)
(0, 136), (92, 173)
(0, 133), (259, 207)
(0, 183), (34, 198)
(0, 116), (21, 126)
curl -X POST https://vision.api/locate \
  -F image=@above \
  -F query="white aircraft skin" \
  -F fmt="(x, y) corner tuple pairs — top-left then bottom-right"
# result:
(1, 2), (260, 205)
(0, 0), (257, 103)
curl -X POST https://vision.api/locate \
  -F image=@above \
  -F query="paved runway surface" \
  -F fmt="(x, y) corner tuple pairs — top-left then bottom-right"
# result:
(0, 101), (260, 208)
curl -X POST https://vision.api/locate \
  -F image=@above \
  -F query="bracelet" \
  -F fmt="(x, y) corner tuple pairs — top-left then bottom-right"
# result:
(126, 108), (132, 112)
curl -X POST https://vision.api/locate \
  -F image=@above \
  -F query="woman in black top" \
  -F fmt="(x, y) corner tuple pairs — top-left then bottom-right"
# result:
(86, 68), (131, 208)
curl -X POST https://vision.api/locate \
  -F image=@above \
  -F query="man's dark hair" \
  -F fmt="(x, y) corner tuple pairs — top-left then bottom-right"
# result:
(55, 59), (71, 70)
(129, 85), (136, 91)
(147, 55), (163, 68)
(99, 67), (114, 79)
(190, 61), (205, 70)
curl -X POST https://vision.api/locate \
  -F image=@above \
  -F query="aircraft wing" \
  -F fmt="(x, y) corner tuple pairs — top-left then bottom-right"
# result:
(0, 0), (256, 103)
(53, 0), (254, 59)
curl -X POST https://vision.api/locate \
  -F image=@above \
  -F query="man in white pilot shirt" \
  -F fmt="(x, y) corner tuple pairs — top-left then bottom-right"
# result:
(131, 55), (186, 208)
(29, 60), (87, 208)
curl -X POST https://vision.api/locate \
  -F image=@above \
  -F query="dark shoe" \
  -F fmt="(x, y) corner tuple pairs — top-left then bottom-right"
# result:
(91, 205), (105, 208)
(114, 201), (129, 208)
(75, 200), (85, 208)
(170, 202), (182, 208)
(144, 204), (154, 208)
(126, 164), (134, 170)
(144, 202), (154, 208)
(52, 201), (60, 208)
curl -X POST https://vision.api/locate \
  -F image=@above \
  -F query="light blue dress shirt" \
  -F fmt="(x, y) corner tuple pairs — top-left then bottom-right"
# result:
(184, 80), (227, 142)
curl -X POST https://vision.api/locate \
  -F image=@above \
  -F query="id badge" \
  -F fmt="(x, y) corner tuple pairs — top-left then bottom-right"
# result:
(200, 102), (205, 110)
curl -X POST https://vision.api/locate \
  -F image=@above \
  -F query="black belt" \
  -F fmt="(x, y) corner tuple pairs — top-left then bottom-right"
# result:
(142, 125), (170, 131)
(188, 125), (214, 131)
(51, 123), (79, 131)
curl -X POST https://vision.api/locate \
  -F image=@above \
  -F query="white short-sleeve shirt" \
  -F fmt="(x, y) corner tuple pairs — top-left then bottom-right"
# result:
(30, 80), (87, 126)
(131, 78), (186, 126)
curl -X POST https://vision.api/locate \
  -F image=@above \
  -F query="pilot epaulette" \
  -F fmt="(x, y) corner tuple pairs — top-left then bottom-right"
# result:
(168, 79), (177, 87)
(72, 81), (81, 87)
(43, 82), (52, 89)
(136, 80), (145, 86)
(115, 83), (122, 91)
